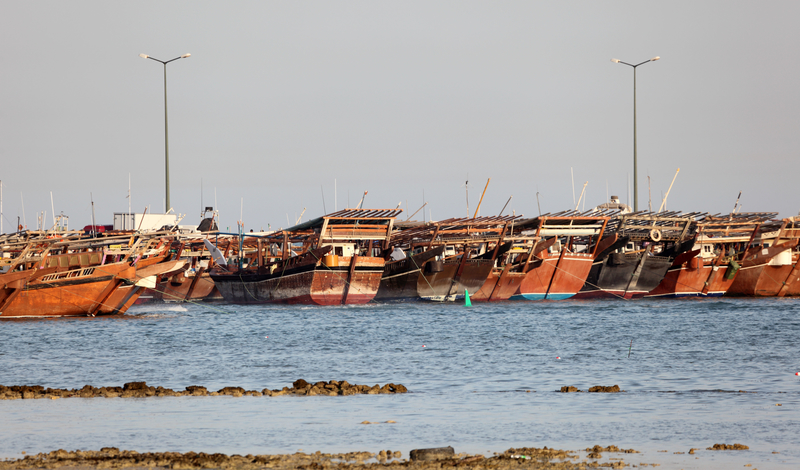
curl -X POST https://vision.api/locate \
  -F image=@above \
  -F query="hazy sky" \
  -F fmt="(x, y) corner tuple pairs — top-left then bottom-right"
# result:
(2, 1), (798, 231)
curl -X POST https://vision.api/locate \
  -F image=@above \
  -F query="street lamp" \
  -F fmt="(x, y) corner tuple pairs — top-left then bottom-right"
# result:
(611, 56), (660, 212)
(139, 53), (191, 213)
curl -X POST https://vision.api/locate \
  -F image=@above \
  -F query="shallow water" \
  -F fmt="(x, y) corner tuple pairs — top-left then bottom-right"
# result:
(1, 298), (799, 469)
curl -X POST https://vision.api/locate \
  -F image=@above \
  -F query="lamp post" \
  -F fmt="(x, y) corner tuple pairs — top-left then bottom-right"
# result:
(611, 56), (659, 212)
(139, 53), (191, 213)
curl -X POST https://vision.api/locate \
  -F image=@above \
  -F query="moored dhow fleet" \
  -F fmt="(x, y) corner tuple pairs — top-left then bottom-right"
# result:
(2, 200), (800, 317)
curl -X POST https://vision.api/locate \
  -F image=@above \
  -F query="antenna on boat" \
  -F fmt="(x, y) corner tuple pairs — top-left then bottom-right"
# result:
(536, 192), (542, 216)
(334, 179), (337, 211)
(406, 202), (427, 221)
(462, 176), (470, 218)
(499, 195), (512, 216)
(50, 191), (55, 227)
(473, 178), (490, 218)
(90, 192), (96, 238)
(295, 208), (306, 224)
(657, 168), (680, 213)
(571, 167), (576, 206)
(321, 185), (327, 214)
(730, 191), (742, 218)
(0, 180), (3, 234)
(356, 191), (368, 209)
(648, 175), (652, 212)
(574, 182), (588, 211)
(20, 192), (26, 230)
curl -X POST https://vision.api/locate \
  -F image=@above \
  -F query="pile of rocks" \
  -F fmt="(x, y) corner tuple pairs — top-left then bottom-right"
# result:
(268, 379), (408, 396)
(707, 443), (749, 450)
(0, 379), (408, 400)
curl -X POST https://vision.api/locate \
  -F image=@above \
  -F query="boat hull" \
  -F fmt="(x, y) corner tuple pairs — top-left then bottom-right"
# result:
(0, 263), (135, 318)
(727, 243), (800, 297)
(646, 259), (737, 298)
(417, 259), (494, 301)
(211, 255), (385, 305)
(509, 254), (594, 301)
(573, 252), (674, 300)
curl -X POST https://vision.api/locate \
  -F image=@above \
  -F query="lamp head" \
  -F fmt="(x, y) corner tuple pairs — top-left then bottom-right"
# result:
(651, 56), (661, 61)
(611, 58), (620, 63)
(139, 54), (149, 59)
(181, 53), (191, 58)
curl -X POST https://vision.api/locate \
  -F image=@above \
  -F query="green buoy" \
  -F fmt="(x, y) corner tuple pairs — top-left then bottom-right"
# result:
(464, 288), (472, 307)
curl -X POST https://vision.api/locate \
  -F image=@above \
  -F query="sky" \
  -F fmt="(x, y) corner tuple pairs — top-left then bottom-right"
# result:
(1, 1), (799, 232)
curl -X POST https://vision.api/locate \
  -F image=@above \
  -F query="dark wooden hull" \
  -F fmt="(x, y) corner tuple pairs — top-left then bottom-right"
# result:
(416, 259), (494, 301)
(210, 253), (385, 305)
(472, 269), (526, 301)
(573, 252), (674, 300)
(143, 271), (223, 303)
(375, 247), (445, 301)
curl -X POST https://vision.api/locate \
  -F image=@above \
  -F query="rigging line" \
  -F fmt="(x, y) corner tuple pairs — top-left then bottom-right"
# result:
(540, 254), (630, 301)
(408, 252), (443, 303)
(128, 282), (233, 315)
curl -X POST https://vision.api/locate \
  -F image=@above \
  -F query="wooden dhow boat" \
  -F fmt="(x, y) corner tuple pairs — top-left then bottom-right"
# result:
(0, 231), (184, 318)
(726, 216), (800, 297)
(209, 209), (401, 305)
(140, 237), (226, 303)
(572, 211), (699, 300)
(375, 216), (518, 302)
(471, 211), (612, 302)
(646, 212), (776, 298)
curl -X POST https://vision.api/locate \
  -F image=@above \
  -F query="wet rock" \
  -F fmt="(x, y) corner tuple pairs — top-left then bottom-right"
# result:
(185, 386), (208, 396)
(123, 381), (148, 391)
(560, 386), (580, 392)
(707, 443), (749, 450)
(292, 379), (309, 389)
(588, 385), (622, 393)
(410, 446), (455, 461)
(217, 387), (245, 396)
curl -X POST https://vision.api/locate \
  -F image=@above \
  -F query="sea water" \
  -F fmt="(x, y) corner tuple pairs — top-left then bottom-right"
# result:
(1, 298), (798, 469)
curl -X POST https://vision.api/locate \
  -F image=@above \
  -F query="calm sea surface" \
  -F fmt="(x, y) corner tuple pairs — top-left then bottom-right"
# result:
(1, 298), (799, 469)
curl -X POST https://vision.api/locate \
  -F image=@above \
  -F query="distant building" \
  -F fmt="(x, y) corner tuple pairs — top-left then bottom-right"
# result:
(113, 212), (180, 232)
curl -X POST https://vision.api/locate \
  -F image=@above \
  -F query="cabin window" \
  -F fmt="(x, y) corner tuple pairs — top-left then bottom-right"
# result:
(335, 247), (343, 256)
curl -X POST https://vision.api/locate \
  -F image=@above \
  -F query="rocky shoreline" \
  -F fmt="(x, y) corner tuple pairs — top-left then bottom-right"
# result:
(0, 446), (608, 470)
(0, 443), (755, 470)
(0, 379), (408, 400)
